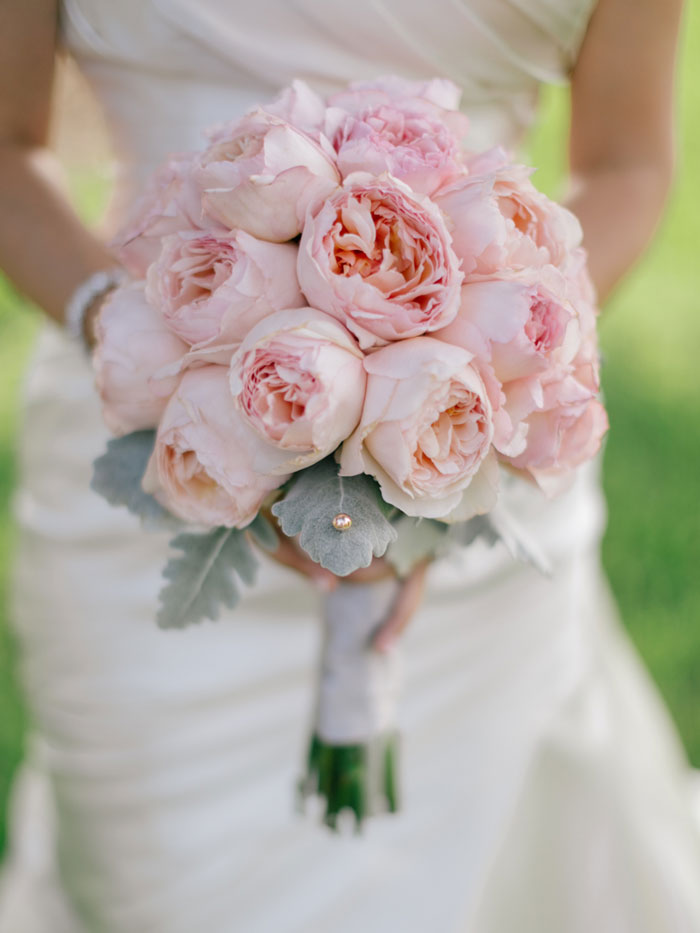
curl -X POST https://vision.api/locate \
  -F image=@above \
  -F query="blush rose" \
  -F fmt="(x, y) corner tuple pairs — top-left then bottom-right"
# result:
(503, 374), (609, 496)
(326, 102), (464, 197)
(230, 307), (366, 472)
(434, 148), (582, 279)
(340, 336), (498, 520)
(298, 172), (463, 349)
(112, 153), (210, 278)
(196, 110), (340, 242)
(93, 283), (187, 436)
(143, 366), (289, 528)
(145, 229), (302, 348)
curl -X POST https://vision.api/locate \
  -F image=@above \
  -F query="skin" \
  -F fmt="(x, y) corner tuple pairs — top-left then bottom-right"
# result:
(0, 0), (686, 648)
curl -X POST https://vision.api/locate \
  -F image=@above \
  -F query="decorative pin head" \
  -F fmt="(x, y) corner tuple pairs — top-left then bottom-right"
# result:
(332, 513), (352, 531)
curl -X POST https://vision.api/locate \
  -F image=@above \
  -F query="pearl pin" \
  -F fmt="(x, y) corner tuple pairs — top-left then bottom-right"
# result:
(332, 513), (352, 531)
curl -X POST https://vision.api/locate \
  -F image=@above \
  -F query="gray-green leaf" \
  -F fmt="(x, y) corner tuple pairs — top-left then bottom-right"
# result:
(387, 508), (552, 577)
(91, 430), (180, 531)
(386, 516), (450, 577)
(157, 526), (258, 629)
(271, 458), (397, 576)
(246, 511), (279, 552)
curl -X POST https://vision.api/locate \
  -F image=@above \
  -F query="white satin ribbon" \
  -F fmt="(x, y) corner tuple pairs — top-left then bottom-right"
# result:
(316, 579), (402, 745)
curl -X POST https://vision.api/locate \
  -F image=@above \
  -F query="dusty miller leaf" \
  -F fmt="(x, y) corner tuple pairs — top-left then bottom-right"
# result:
(246, 511), (278, 551)
(91, 430), (181, 531)
(387, 508), (552, 577)
(157, 526), (258, 629)
(386, 516), (450, 577)
(476, 506), (552, 576)
(271, 458), (397, 576)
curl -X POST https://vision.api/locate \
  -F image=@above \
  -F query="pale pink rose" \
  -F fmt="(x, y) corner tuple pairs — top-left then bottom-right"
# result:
(434, 148), (582, 278)
(329, 75), (465, 116)
(563, 246), (600, 340)
(196, 110), (340, 242)
(503, 374), (608, 495)
(206, 82), (328, 143)
(326, 101), (464, 196)
(145, 229), (302, 347)
(328, 77), (469, 186)
(143, 366), (289, 528)
(340, 337), (498, 520)
(262, 80), (328, 136)
(230, 307), (365, 472)
(298, 173), (463, 349)
(93, 283), (188, 436)
(564, 245), (598, 308)
(112, 153), (211, 278)
(436, 266), (579, 384)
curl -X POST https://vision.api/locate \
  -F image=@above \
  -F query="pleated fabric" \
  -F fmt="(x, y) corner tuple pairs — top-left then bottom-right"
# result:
(2, 2), (700, 930)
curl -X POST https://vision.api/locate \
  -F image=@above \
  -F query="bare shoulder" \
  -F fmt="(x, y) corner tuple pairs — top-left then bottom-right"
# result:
(0, 0), (59, 146)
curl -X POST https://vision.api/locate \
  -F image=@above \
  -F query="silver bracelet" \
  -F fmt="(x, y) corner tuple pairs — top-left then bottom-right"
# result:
(64, 268), (125, 348)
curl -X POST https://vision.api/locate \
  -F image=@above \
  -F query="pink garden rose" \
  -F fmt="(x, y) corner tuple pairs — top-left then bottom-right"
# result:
(145, 229), (302, 347)
(503, 373), (608, 496)
(143, 366), (289, 528)
(436, 262), (601, 460)
(261, 80), (328, 136)
(434, 148), (582, 279)
(298, 173), (463, 349)
(230, 307), (365, 472)
(340, 337), (498, 520)
(434, 267), (580, 459)
(327, 77), (469, 194)
(436, 265), (579, 384)
(329, 75), (467, 119)
(326, 104), (463, 196)
(112, 153), (209, 278)
(93, 283), (187, 436)
(494, 257), (606, 493)
(325, 89), (467, 197)
(196, 110), (340, 242)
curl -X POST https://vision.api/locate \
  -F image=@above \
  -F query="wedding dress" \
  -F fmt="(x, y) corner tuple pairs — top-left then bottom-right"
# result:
(1, 1), (700, 931)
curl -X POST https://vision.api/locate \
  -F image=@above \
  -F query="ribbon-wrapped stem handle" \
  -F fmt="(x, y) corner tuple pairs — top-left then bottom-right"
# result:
(299, 579), (402, 830)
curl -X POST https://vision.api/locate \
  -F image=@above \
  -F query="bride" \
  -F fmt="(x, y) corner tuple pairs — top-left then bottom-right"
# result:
(1, 1), (698, 931)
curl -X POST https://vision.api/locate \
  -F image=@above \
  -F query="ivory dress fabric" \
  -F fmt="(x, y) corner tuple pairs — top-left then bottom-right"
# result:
(1, 2), (700, 931)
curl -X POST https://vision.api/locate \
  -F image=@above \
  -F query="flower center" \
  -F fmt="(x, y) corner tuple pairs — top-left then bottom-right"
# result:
(412, 386), (488, 486)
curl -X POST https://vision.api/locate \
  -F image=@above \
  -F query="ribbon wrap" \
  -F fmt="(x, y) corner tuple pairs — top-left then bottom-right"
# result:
(300, 578), (403, 829)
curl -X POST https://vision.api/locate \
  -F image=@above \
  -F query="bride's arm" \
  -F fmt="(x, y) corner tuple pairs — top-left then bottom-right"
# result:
(567, 0), (685, 301)
(0, 0), (115, 335)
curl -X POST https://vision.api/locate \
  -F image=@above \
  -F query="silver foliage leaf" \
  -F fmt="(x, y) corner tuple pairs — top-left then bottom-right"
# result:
(387, 508), (552, 577)
(157, 526), (258, 629)
(271, 458), (397, 576)
(386, 516), (450, 577)
(91, 430), (181, 531)
(246, 511), (279, 552)
(478, 505), (552, 576)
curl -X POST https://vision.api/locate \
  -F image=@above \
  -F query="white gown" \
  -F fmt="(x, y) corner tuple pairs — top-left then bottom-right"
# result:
(1, 1), (700, 931)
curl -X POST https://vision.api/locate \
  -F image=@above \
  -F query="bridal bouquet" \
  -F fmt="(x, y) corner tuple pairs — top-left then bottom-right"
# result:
(91, 76), (608, 829)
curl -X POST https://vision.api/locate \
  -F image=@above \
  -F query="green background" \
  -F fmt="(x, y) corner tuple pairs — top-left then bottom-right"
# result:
(0, 5), (699, 856)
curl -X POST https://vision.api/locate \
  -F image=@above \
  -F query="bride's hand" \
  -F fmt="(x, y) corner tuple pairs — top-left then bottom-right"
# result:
(371, 558), (430, 654)
(261, 520), (430, 651)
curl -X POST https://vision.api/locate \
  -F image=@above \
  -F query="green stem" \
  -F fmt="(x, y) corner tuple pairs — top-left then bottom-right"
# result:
(298, 731), (400, 831)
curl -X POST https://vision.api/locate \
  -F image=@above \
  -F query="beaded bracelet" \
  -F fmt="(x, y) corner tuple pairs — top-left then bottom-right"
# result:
(64, 268), (125, 349)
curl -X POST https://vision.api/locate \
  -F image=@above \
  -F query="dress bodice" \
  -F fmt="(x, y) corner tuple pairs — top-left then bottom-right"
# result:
(60, 0), (597, 199)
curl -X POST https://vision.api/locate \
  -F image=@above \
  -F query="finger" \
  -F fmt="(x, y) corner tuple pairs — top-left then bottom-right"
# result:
(372, 560), (429, 653)
(268, 533), (338, 591)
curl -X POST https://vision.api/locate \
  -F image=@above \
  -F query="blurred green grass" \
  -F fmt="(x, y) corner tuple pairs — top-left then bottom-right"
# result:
(1, 6), (699, 857)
